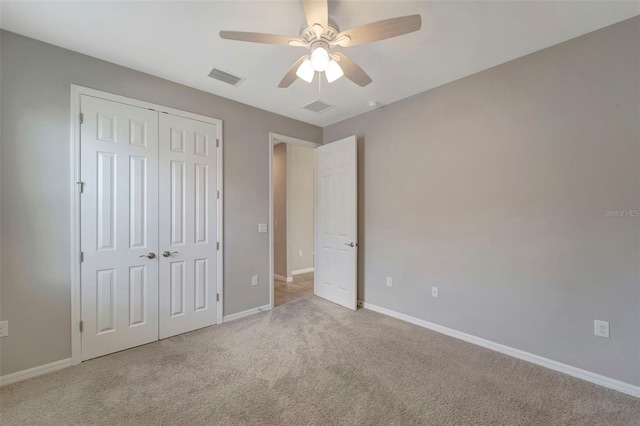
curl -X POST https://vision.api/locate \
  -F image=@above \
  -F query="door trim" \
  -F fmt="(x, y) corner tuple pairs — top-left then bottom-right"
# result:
(268, 133), (320, 309)
(70, 85), (224, 365)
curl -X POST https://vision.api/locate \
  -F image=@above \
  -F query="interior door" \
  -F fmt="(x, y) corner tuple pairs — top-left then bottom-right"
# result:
(314, 136), (358, 310)
(158, 114), (219, 339)
(80, 95), (159, 360)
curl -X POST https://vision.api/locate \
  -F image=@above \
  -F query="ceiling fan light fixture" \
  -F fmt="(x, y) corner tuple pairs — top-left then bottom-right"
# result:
(325, 60), (344, 83)
(310, 47), (330, 72)
(296, 59), (315, 83)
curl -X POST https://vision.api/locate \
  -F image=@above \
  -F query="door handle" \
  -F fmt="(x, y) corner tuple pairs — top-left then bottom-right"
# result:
(140, 252), (156, 259)
(162, 251), (179, 258)
(344, 242), (357, 248)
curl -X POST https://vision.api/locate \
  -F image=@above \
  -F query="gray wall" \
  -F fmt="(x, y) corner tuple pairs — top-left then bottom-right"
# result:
(273, 143), (288, 278)
(324, 17), (640, 386)
(287, 144), (315, 273)
(0, 31), (321, 375)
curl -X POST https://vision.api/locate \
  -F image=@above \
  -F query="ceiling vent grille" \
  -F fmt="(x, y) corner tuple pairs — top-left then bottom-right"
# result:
(208, 68), (245, 86)
(303, 100), (334, 113)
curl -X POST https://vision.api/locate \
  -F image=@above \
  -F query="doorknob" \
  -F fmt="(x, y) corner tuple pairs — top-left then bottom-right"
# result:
(162, 251), (179, 257)
(344, 242), (357, 247)
(139, 252), (156, 259)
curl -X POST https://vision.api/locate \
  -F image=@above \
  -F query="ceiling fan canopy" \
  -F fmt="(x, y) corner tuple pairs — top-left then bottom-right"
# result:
(219, 0), (421, 88)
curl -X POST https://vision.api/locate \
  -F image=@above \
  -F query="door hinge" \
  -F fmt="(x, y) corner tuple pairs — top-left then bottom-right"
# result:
(216, 139), (220, 148)
(216, 242), (220, 250)
(79, 113), (84, 124)
(216, 293), (220, 302)
(217, 190), (220, 199)
(76, 181), (84, 193)
(80, 252), (84, 262)
(79, 321), (84, 332)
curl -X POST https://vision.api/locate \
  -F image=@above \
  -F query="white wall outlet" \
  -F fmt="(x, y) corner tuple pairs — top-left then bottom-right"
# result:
(594, 320), (609, 338)
(252, 275), (259, 286)
(298, 250), (303, 257)
(432, 287), (439, 298)
(0, 320), (8, 337)
(257, 223), (268, 233)
(386, 277), (393, 287)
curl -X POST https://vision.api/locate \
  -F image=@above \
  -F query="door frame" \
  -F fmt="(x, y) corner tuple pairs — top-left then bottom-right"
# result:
(268, 132), (321, 309)
(70, 85), (224, 365)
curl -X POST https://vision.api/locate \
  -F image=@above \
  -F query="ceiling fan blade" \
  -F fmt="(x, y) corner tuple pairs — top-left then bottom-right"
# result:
(334, 53), (372, 87)
(338, 14), (422, 47)
(278, 56), (309, 88)
(302, 0), (328, 30)
(220, 31), (300, 46)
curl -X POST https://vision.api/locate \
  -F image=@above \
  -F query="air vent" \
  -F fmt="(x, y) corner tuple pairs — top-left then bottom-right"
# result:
(303, 100), (334, 113)
(208, 68), (245, 86)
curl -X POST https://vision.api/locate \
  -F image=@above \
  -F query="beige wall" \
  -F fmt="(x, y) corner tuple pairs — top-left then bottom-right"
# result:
(287, 145), (315, 273)
(0, 31), (322, 375)
(324, 17), (640, 386)
(273, 144), (288, 278)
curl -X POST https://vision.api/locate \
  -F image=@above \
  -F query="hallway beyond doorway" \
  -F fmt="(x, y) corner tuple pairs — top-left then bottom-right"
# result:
(274, 272), (314, 307)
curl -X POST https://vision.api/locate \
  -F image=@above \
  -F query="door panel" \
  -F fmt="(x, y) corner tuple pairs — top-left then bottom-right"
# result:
(159, 114), (218, 339)
(314, 136), (358, 310)
(80, 95), (159, 361)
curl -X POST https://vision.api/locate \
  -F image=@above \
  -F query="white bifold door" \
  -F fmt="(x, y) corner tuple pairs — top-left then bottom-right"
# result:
(158, 114), (218, 339)
(80, 96), (160, 360)
(80, 95), (219, 361)
(314, 136), (358, 310)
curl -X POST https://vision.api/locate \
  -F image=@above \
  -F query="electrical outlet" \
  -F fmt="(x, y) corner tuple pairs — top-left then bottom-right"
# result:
(386, 277), (393, 287)
(0, 321), (8, 337)
(432, 287), (439, 298)
(257, 223), (268, 233)
(252, 275), (259, 286)
(298, 250), (303, 257)
(594, 320), (609, 338)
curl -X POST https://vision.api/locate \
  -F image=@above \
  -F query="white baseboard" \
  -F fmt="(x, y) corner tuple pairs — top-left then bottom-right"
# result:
(223, 304), (271, 323)
(0, 358), (72, 387)
(362, 302), (640, 398)
(291, 267), (314, 276)
(274, 274), (293, 283)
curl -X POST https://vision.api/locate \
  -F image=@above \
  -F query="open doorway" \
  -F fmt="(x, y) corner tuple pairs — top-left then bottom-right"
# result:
(269, 133), (320, 308)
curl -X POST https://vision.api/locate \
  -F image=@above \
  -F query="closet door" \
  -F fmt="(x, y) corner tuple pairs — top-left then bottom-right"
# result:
(158, 114), (219, 339)
(80, 95), (159, 360)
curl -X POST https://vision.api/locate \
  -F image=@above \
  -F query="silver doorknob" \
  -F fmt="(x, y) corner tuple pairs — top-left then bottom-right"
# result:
(345, 242), (356, 247)
(162, 251), (179, 257)
(140, 252), (156, 259)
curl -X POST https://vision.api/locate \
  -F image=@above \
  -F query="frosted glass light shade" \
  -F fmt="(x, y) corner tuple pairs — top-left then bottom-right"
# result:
(296, 59), (315, 83)
(310, 47), (330, 72)
(325, 60), (344, 83)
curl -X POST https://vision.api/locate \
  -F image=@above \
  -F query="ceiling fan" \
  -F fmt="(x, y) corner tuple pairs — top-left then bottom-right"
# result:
(219, 0), (421, 88)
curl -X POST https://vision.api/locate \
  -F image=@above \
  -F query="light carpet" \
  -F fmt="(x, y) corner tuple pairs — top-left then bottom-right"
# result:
(1, 297), (639, 425)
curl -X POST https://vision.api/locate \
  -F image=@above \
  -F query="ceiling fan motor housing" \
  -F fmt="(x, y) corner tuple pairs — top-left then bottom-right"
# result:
(303, 25), (339, 44)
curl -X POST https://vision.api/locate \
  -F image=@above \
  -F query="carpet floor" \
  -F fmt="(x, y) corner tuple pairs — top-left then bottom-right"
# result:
(1, 297), (639, 425)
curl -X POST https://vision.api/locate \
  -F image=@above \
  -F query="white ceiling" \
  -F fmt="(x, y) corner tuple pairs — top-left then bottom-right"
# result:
(1, 1), (638, 127)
